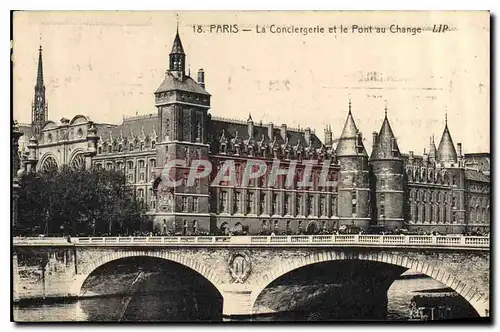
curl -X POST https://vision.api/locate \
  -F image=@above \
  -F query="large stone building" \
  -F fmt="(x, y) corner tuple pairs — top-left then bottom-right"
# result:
(14, 31), (490, 236)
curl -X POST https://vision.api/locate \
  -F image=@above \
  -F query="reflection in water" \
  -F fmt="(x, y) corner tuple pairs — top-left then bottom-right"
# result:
(14, 277), (458, 322)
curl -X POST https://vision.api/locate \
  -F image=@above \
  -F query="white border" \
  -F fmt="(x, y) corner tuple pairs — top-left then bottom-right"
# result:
(2, 1), (497, 331)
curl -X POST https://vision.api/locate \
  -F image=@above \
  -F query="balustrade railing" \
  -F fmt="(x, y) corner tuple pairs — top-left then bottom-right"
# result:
(13, 235), (489, 248)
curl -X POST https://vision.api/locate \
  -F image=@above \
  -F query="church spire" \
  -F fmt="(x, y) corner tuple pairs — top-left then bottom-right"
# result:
(32, 45), (47, 138)
(36, 45), (44, 88)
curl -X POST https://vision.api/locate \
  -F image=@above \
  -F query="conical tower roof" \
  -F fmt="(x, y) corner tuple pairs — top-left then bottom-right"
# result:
(370, 110), (400, 161)
(170, 31), (185, 54)
(335, 101), (367, 157)
(437, 116), (457, 163)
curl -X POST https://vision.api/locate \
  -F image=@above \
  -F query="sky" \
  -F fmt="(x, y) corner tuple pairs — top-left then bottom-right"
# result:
(12, 11), (490, 154)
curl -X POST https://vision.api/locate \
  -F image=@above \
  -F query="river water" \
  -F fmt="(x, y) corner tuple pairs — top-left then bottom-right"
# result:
(13, 277), (457, 322)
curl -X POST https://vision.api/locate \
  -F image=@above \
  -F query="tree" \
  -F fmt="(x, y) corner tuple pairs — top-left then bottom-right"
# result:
(16, 166), (151, 236)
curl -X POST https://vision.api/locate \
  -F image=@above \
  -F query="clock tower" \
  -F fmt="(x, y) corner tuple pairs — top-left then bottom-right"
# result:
(153, 29), (212, 234)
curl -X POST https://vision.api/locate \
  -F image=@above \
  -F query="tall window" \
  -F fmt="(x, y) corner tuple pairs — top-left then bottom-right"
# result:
(234, 192), (241, 214)
(181, 197), (188, 212)
(193, 197), (199, 212)
(331, 197), (337, 217)
(192, 220), (198, 234)
(296, 195), (302, 215)
(272, 194), (278, 215)
(352, 190), (357, 215)
(220, 191), (228, 213)
(247, 192), (254, 214)
(320, 196), (326, 216)
(260, 193), (266, 215)
(379, 193), (385, 217)
(137, 189), (144, 208)
(165, 119), (170, 137)
(284, 194), (290, 215)
(308, 196), (314, 216)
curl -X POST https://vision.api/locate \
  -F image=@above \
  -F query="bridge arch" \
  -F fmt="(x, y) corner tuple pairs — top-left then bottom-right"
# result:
(250, 251), (489, 317)
(70, 250), (225, 296)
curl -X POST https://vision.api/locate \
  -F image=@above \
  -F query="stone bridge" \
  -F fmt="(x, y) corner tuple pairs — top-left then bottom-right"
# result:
(13, 235), (490, 319)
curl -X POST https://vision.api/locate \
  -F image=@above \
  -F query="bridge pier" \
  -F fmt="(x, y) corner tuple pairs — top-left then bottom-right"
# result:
(220, 285), (253, 320)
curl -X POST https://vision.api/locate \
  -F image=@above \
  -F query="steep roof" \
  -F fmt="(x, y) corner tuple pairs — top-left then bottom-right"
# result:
(155, 71), (210, 95)
(370, 113), (401, 161)
(171, 31), (185, 54)
(209, 117), (322, 149)
(465, 169), (490, 183)
(436, 120), (457, 164)
(335, 108), (367, 157)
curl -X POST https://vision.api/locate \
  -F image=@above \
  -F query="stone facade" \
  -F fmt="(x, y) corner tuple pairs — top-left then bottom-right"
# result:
(15, 31), (490, 235)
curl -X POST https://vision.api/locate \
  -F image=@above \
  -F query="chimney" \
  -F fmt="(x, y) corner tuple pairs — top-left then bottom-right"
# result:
(324, 125), (332, 147)
(197, 68), (205, 88)
(372, 131), (378, 148)
(280, 124), (287, 141)
(457, 143), (462, 157)
(304, 127), (311, 146)
(268, 122), (274, 141)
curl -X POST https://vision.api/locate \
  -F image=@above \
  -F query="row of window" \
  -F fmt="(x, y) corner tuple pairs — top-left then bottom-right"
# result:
(97, 140), (156, 154)
(217, 191), (338, 217)
(94, 159), (156, 170)
(409, 189), (456, 204)
(212, 162), (339, 190)
(406, 168), (457, 185)
(411, 203), (453, 223)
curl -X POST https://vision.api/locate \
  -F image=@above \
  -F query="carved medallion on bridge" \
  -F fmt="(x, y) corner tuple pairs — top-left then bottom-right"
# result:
(228, 252), (251, 283)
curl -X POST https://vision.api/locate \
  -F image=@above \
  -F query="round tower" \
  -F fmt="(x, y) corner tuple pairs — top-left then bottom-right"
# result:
(369, 107), (404, 230)
(335, 100), (370, 230)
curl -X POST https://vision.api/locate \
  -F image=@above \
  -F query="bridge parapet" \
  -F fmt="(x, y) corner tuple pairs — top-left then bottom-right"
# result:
(13, 235), (490, 250)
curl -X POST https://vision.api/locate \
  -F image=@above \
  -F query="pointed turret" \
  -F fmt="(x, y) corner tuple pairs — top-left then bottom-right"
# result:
(32, 45), (48, 138)
(370, 110), (400, 161)
(369, 104), (404, 230)
(437, 114), (458, 165)
(335, 99), (370, 230)
(169, 29), (186, 78)
(335, 101), (367, 157)
(428, 135), (437, 163)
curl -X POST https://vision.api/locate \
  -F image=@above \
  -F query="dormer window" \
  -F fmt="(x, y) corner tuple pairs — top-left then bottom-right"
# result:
(391, 138), (398, 156)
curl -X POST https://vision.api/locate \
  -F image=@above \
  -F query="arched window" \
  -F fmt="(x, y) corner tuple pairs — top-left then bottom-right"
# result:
(129, 143), (134, 151)
(108, 144), (112, 153)
(40, 156), (58, 173)
(70, 153), (85, 170)
(151, 141), (156, 149)
(98, 146), (102, 154)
